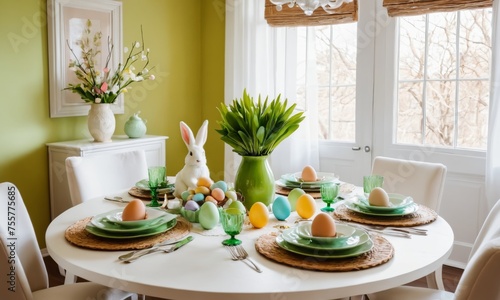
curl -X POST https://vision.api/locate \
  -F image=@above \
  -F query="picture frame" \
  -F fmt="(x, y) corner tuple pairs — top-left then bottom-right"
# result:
(47, 0), (123, 118)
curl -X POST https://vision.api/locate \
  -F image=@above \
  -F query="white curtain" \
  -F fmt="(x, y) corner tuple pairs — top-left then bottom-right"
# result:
(486, 0), (500, 210)
(224, 0), (319, 182)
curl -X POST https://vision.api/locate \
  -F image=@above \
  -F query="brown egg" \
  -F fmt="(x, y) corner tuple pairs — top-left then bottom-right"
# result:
(122, 199), (146, 221)
(368, 187), (391, 207)
(311, 212), (337, 237)
(301, 165), (317, 182)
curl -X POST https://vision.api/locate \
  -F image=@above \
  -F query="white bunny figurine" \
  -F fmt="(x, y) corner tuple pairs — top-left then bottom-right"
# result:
(174, 120), (210, 198)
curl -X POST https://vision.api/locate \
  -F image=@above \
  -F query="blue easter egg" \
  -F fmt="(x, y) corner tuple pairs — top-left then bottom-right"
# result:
(272, 196), (291, 221)
(192, 193), (205, 203)
(211, 180), (228, 193)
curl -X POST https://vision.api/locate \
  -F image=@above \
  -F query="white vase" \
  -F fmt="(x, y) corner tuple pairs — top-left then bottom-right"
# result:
(87, 103), (115, 142)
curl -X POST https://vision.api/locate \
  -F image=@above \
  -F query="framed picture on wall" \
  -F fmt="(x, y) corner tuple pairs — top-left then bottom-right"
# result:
(47, 0), (123, 118)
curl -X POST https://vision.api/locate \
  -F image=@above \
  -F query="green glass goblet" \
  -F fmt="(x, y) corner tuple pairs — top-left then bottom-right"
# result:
(363, 175), (384, 196)
(320, 183), (339, 212)
(147, 166), (166, 207)
(221, 208), (245, 246)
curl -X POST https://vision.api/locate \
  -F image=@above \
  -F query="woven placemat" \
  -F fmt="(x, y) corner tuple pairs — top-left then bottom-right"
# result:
(128, 186), (176, 200)
(275, 182), (356, 199)
(65, 217), (191, 251)
(255, 232), (393, 272)
(333, 204), (437, 227)
(275, 185), (321, 198)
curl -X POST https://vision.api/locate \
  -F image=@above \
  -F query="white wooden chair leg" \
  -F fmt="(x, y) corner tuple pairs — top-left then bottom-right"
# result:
(425, 265), (445, 290)
(58, 265), (65, 277)
(64, 270), (78, 284)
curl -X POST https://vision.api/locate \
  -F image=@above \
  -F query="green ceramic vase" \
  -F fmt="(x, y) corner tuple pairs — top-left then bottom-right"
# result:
(234, 155), (275, 211)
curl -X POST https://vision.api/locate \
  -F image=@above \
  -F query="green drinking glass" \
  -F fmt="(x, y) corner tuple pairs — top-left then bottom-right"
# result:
(221, 208), (245, 246)
(147, 166), (166, 207)
(363, 175), (384, 196)
(320, 183), (339, 212)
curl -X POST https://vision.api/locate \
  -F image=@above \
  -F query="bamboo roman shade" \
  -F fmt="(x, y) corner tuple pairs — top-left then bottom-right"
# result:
(383, 0), (493, 17)
(264, 0), (358, 27)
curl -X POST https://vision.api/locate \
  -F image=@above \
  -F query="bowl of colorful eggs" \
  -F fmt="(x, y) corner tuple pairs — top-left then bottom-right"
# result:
(178, 177), (241, 229)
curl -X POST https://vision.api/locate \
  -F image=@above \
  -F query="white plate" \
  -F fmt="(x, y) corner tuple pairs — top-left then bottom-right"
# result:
(282, 226), (370, 250)
(354, 193), (414, 212)
(103, 208), (171, 228)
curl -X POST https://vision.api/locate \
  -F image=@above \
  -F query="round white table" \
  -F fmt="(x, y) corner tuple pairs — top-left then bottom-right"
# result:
(46, 191), (454, 300)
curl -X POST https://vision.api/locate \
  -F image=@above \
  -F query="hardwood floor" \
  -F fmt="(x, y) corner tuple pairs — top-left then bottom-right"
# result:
(45, 255), (463, 298)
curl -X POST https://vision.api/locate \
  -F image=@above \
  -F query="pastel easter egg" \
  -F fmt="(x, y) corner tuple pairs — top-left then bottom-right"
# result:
(204, 196), (218, 205)
(225, 190), (238, 202)
(181, 190), (191, 201)
(211, 180), (228, 193)
(192, 193), (205, 203)
(195, 186), (211, 195)
(211, 188), (225, 202)
(296, 194), (317, 219)
(228, 200), (246, 214)
(287, 188), (306, 211)
(272, 196), (291, 221)
(184, 200), (200, 211)
(249, 202), (269, 229)
(197, 177), (214, 188)
(199, 201), (220, 230)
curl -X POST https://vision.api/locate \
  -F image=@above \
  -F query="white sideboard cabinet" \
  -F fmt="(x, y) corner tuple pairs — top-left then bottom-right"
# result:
(46, 135), (168, 220)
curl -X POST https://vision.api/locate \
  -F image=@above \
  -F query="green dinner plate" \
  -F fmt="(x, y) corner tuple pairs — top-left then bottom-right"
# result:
(354, 193), (414, 212)
(276, 234), (373, 258)
(275, 179), (322, 191)
(85, 218), (177, 239)
(282, 226), (369, 251)
(103, 208), (170, 228)
(90, 213), (176, 233)
(281, 172), (339, 185)
(344, 201), (419, 216)
(135, 179), (175, 193)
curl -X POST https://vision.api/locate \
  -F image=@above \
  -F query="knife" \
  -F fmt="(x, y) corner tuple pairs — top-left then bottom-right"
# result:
(104, 196), (131, 203)
(122, 236), (194, 263)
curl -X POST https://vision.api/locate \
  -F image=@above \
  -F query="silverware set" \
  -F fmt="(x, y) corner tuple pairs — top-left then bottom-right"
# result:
(338, 221), (427, 238)
(225, 245), (263, 273)
(118, 236), (193, 263)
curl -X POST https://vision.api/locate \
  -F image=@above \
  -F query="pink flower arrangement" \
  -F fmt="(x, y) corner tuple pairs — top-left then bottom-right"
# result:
(65, 19), (154, 104)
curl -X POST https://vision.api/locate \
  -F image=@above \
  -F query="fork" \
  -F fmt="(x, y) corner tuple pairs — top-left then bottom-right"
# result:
(235, 245), (263, 273)
(225, 246), (263, 273)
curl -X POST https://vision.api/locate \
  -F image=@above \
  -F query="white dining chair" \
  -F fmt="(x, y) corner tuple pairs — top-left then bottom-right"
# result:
(0, 182), (137, 300)
(365, 199), (500, 300)
(65, 149), (149, 205)
(63, 149), (149, 284)
(371, 155), (447, 290)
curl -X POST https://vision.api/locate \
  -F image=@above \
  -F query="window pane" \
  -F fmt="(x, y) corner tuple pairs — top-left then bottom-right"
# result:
(399, 16), (426, 81)
(458, 80), (489, 149)
(397, 82), (423, 144)
(425, 80), (456, 147)
(396, 9), (490, 150)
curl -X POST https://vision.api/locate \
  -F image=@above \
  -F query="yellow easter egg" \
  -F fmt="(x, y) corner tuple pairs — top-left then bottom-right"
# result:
(249, 202), (269, 229)
(197, 177), (214, 188)
(296, 194), (317, 219)
(195, 186), (211, 195)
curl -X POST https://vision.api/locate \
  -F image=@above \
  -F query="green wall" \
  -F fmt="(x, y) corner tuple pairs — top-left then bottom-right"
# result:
(0, 0), (225, 248)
